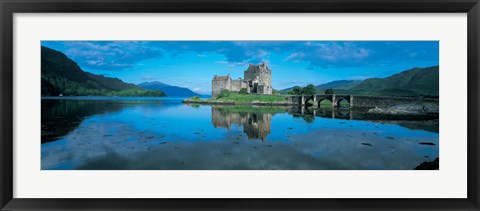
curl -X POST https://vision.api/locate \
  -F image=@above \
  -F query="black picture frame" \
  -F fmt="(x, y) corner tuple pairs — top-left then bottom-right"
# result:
(1, 0), (479, 210)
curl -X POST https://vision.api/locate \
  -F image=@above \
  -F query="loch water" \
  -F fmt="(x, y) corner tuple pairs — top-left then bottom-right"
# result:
(41, 97), (439, 170)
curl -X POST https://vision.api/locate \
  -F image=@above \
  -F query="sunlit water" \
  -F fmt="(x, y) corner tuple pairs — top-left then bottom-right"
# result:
(41, 97), (439, 170)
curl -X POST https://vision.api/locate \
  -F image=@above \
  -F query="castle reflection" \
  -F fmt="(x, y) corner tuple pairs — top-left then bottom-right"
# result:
(205, 104), (438, 142)
(211, 106), (272, 142)
(210, 106), (353, 142)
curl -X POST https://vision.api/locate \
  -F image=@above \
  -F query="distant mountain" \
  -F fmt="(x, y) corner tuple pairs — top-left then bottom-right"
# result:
(316, 80), (362, 90)
(138, 81), (201, 97)
(350, 66), (439, 96)
(41, 46), (165, 96)
(278, 86), (301, 94)
(279, 80), (361, 94)
(277, 66), (438, 96)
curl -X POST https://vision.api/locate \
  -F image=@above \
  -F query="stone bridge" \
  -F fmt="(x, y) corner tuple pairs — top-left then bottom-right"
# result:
(287, 94), (438, 109)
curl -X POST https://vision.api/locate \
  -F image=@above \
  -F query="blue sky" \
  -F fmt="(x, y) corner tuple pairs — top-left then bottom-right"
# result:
(41, 41), (439, 95)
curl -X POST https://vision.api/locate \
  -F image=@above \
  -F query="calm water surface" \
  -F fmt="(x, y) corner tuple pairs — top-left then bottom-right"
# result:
(41, 97), (439, 170)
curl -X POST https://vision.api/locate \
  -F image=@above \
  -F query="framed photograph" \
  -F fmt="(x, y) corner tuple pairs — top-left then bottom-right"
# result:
(1, 0), (479, 210)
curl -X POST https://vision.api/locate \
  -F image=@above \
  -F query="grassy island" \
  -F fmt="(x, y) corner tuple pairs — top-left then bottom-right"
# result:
(183, 90), (291, 105)
(213, 105), (289, 114)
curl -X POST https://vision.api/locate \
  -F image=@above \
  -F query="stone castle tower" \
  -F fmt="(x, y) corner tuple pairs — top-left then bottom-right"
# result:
(212, 62), (272, 97)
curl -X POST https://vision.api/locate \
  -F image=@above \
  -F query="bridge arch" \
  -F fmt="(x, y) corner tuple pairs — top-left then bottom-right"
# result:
(335, 97), (351, 109)
(304, 96), (316, 107)
(292, 95), (438, 111)
(317, 97), (333, 109)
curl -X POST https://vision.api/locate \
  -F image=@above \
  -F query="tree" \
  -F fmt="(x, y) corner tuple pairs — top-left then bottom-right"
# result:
(325, 88), (334, 95)
(239, 88), (248, 94)
(303, 84), (317, 95)
(217, 89), (230, 98)
(288, 87), (303, 95)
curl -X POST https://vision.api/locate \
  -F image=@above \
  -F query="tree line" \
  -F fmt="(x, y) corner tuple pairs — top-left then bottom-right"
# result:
(287, 84), (334, 95)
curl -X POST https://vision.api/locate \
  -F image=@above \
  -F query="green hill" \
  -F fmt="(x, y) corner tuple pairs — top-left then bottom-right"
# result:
(277, 66), (438, 97)
(279, 80), (362, 95)
(349, 66), (439, 96)
(278, 86), (300, 94)
(316, 80), (362, 90)
(138, 81), (201, 97)
(41, 46), (165, 97)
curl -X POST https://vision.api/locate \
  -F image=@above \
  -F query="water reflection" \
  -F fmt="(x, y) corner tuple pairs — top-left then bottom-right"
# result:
(212, 106), (272, 141)
(41, 97), (439, 170)
(42, 99), (125, 143)
(209, 105), (439, 141)
(41, 98), (166, 143)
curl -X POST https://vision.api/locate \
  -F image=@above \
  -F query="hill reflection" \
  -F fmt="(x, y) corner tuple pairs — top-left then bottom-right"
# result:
(41, 98), (439, 170)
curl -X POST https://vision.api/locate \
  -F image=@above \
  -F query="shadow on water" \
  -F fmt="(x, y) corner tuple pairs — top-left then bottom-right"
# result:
(287, 106), (439, 133)
(208, 104), (439, 138)
(42, 100), (287, 143)
(41, 98), (167, 143)
(43, 99), (439, 144)
(41, 98), (439, 170)
(42, 100), (124, 143)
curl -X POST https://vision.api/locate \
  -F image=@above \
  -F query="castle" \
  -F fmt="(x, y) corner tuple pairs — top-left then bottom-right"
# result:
(212, 62), (272, 97)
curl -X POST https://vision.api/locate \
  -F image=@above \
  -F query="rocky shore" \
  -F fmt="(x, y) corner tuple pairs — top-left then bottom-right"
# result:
(182, 96), (293, 106)
(414, 158), (439, 170)
(367, 103), (439, 115)
(184, 97), (440, 121)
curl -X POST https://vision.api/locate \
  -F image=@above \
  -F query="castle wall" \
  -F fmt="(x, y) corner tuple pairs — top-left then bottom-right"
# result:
(258, 70), (271, 87)
(212, 78), (231, 97)
(256, 85), (272, 95)
(243, 63), (272, 95)
(244, 70), (272, 94)
(213, 63), (272, 96)
(258, 68), (272, 94)
(244, 69), (256, 82)
(230, 79), (248, 92)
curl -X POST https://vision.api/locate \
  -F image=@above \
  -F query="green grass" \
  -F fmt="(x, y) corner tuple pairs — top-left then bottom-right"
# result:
(105, 89), (166, 97)
(319, 100), (332, 107)
(215, 105), (287, 113)
(349, 66), (439, 96)
(183, 93), (289, 104)
(306, 99), (349, 108)
(317, 100), (334, 108)
(212, 93), (288, 103)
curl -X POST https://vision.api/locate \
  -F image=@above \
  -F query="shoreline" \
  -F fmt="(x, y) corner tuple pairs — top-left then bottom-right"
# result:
(183, 96), (439, 121)
(182, 99), (294, 106)
(42, 96), (169, 98)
